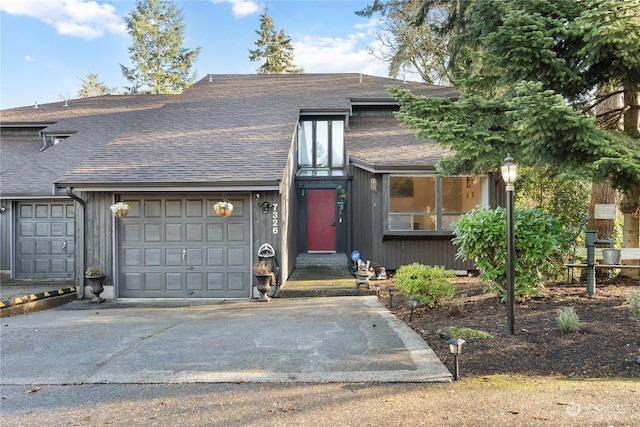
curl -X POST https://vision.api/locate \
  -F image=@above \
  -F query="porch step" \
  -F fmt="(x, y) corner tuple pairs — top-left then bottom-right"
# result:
(295, 253), (349, 269)
(281, 253), (376, 298)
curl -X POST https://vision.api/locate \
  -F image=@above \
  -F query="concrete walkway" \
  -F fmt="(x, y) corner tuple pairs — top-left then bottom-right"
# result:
(0, 296), (452, 385)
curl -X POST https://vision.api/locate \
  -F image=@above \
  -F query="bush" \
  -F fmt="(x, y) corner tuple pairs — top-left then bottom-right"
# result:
(452, 207), (569, 302)
(394, 263), (455, 308)
(556, 307), (581, 333)
(627, 290), (640, 327)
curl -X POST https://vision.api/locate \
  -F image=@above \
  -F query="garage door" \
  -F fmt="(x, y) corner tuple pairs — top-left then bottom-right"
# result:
(118, 194), (250, 298)
(16, 201), (75, 279)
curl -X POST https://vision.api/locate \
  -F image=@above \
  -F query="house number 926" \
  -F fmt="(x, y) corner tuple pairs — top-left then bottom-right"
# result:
(271, 204), (279, 235)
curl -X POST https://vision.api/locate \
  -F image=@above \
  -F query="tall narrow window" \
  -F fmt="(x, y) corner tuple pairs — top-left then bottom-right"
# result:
(297, 118), (346, 176)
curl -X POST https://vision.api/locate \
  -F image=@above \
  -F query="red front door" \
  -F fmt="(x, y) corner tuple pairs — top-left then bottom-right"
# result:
(307, 189), (336, 252)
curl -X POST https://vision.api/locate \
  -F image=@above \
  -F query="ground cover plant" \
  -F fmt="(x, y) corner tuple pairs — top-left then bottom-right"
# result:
(381, 275), (640, 379)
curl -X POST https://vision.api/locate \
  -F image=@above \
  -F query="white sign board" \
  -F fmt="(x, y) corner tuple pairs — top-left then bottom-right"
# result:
(594, 204), (616, 220)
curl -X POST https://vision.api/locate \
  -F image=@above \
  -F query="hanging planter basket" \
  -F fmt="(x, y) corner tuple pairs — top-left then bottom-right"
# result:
(213, 201), (233, 217)
(110, 202), (130, 218)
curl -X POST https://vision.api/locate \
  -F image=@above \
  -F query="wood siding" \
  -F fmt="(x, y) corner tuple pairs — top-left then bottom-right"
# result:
(349, 166), (479, 272)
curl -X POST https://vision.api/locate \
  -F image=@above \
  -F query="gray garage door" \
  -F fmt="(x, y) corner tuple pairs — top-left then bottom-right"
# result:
(118, 194), (250, 298)
(16, 201), (75, 279)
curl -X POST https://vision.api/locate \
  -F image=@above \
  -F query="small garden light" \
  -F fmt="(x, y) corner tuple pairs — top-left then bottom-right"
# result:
(375, 283), (381, 298)
(447, 338), (466, 380)
(409, 296), (419, 321)
(388, 286), (396, 308)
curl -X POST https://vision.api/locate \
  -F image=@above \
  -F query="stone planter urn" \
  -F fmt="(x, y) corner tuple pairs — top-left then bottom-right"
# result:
(85, 267), (106, 303)
(254, 274), (273, 302)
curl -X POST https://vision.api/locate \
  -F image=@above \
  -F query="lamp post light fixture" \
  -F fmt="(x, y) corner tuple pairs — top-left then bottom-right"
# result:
(388, 286), (396, 308)
(501, 154), (518, 336)
(447, 338), (466, 380)
(409, 296), (419, 321)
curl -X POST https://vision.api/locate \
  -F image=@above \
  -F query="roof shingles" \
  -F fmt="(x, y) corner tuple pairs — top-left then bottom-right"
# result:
(1, 74), (456, 195)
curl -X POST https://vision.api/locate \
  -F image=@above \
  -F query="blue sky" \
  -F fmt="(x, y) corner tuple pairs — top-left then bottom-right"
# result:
(0, 0), (403, 109)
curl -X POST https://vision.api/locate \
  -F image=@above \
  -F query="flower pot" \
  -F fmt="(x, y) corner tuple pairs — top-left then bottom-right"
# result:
(602, 249), (622, 265)
(213, 202), (233, 217)
(86, 275), (106, 303)
(254, 274), (272, 301)
(114, 210), (129, 217)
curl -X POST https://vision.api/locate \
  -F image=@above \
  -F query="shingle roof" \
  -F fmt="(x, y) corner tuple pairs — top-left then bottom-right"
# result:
(347, 116), (451, 171)
(1, 74), (457, 195)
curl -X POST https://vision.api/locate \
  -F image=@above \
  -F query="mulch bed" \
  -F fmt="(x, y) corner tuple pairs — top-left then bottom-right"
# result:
(378, 276), (640, 379)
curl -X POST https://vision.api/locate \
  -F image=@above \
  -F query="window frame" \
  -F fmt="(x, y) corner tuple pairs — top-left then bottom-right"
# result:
(297, 116), (346, 176)
(384, 174), (490, 237)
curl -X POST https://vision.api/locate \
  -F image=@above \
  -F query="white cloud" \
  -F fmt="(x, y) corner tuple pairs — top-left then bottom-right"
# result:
(24, 55), (35, 61)
(294, 34), (389, 77)
(0, 0), (126, 40)
(211, 0), (260, 18)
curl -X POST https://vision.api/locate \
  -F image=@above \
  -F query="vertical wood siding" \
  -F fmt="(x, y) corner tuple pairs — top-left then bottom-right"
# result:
(349, 166), (477, 272)
(81, 192), (114, 286)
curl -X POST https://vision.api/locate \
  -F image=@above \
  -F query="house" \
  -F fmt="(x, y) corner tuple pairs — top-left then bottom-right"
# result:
(0, 74), (497, 299)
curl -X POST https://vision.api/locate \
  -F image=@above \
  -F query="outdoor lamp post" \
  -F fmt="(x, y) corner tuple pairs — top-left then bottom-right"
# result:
(501, 154), (518, 335)
(388, 287), (395, 308)
(375, 283), (381, 298)
(447, 338), (466, 380)
(409, 296), (419, 321)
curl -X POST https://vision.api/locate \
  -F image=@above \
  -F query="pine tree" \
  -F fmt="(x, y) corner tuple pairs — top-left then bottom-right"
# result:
(77, 73), (119, 98)
(249, 11), (303, 74)
(389, 0), (640, 246)
(120, 0), (201, 94)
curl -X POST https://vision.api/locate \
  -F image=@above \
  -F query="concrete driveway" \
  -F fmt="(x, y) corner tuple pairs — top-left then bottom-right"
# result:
(0, 296), (452, 385)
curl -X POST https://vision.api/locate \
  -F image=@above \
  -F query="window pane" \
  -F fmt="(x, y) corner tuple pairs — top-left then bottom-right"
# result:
(388, 175), (488, 232)
(389, 176), (436, 212)
(315, 121), (329, 167)
(442, 177), (464, 213)
(298, 122), (313, 167)
(443, 176), (488, 231)
(331, 120), (344, 167)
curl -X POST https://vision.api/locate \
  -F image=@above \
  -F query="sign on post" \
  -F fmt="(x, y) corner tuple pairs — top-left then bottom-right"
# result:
(594, 204), (616, 220)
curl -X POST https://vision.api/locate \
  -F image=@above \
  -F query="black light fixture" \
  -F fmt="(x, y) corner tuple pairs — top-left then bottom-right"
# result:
(409, 296), (419, 321)
(501, 154), (518, 335)
(388, 286), (395, 308)
(258, 201), (273, 213)
(447, 338), (466, 380)
(299, 187), (306, 197)
(0, 206), (6, 213)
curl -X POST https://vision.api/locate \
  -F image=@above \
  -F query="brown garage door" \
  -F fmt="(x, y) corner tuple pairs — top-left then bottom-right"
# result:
(118, 194), (250, 298)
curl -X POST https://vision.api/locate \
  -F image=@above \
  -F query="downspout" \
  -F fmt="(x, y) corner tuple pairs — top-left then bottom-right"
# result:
(66, 188), (86, 299)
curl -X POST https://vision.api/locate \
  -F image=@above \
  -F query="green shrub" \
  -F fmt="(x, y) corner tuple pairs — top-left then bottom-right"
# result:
(627, 290), (640, 327)
(394, 263), (455, 308)
(438, 326), (493, 340)
(556, 307), (581, 333)
(452, 207), (569, 302)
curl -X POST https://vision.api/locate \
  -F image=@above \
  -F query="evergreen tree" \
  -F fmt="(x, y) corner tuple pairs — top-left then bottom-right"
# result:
(77, 73), (119, 98)
(357, 0), (470, 84)
(249, 11), (303, 74)
(120, 0), (201, 94)
(388, 0), (640, 225)
(356, 0), (450, 84)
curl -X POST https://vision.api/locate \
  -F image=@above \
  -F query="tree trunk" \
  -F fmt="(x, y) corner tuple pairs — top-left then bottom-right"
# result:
(588, 182), (618, 241)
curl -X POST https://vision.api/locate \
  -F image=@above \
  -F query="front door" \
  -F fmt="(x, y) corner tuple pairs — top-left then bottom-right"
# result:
(307, 189), (336, 252)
